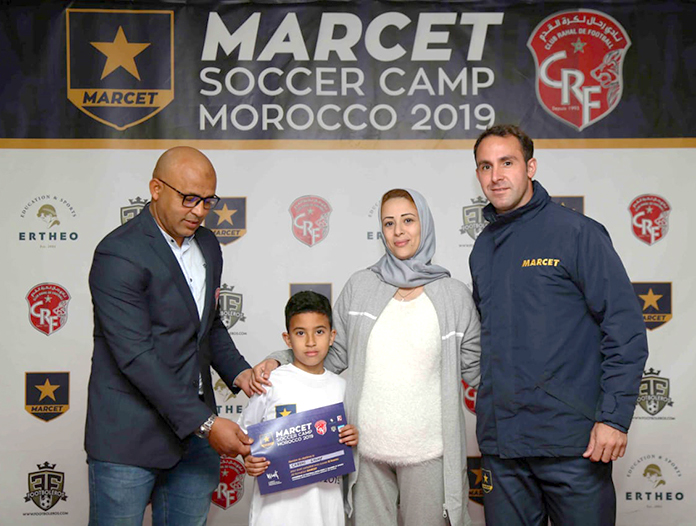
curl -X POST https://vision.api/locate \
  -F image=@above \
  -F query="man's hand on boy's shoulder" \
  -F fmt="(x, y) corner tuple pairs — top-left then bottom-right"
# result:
(338, 424), (359, 447)
(244, 453), (270, 477)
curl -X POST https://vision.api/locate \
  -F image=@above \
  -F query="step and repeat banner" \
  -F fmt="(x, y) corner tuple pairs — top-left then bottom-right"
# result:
(1, 1), (694, 524)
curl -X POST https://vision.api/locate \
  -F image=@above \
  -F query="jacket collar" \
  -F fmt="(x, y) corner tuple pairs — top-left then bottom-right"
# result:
(483, 180), (550, 227)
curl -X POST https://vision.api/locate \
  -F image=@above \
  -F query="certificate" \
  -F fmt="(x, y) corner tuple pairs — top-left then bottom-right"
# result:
(247, 402), (355, 495)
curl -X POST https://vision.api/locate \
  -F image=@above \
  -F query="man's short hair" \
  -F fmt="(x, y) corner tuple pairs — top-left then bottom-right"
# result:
(474, 124), (535, 163)
(285, 291), (333, 331)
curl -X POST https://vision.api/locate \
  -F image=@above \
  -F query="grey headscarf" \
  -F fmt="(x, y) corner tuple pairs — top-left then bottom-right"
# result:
(369, 188), (450, 288)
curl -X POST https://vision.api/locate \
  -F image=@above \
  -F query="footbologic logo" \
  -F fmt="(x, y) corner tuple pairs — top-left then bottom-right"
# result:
(460, 197), (489, 241)
(528, 10), (631, 131)
(66, 9), (174, 130)
(212, 456), (245, 510)
(629, 195), (671, 246)
(25, 373), (70, 422)
(26, 284), (71, 336)
(637, 368), (674, 417)
(24, 462), (68, 512)
(204, 197), (247, 245)
(290, 196), (332, 247)
(120, 196), (147, 224)
(218, 284), (246, 330)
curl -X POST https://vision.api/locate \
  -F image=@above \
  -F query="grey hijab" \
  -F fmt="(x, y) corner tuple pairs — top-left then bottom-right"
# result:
(369, 188), (450, 288)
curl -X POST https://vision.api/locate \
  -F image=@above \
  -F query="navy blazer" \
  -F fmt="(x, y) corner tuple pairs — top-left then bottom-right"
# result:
(85, 205), (250, 468)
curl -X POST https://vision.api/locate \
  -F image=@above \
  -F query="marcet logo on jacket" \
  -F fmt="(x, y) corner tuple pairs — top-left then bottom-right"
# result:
(521, 258), (561, 267)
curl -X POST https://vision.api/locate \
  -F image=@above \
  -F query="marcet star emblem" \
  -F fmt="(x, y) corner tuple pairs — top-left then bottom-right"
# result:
(639, 288), (663, 310)
(279, 408), (292, 417)
(214, 204), (237, 227)
(571, 37), (587, 53)
(91, 26), (151, 80)
(35, 378), (60, 402)
(471, 467), (483, 485)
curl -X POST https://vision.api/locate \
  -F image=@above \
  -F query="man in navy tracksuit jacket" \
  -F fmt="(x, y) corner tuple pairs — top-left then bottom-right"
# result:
(469, 125), (648, 525)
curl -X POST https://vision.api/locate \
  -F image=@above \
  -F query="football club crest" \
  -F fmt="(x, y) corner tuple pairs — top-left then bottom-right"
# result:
(290, 196), (332, 247)
(120, 196), (147, 224)
(528, 10), (631, 131)
(315, 420), (328, 435)
(551, 196), (585, 214)
(467, 456), (484, 505)
(637, 368), (673, 416)
(633, 282), (672, 330)
(205, 197), (247, 245)
(25, 373), (70, 422)
(461, 380), (477, 414)
(212, 456), (245, 510)
(25, 462), (68, 511)
(218, 284), (246, 330)
(460, 197), (489, 241)
(629, 194), (671, 246)
(481, 468), (493, 493)
(26, 283), (71, 336)
(275, 404), (296, 418)
(289, 283), (333, 303)
(66, 9), (174, 130)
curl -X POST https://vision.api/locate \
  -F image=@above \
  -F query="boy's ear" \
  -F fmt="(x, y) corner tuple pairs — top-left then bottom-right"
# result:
(329, 328), (337, 346)
(282, 332), (292, 348)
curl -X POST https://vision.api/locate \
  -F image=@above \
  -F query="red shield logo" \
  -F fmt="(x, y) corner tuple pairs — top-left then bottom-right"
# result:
(315, 420), (327, 435)
(211, 456), (245, 510)
(528, 9), (631, 131)
(461, 380), (477, 415)
(629, 195), (671, 246)
(26, 283), (71, 336)
(289, 196), (332, 247)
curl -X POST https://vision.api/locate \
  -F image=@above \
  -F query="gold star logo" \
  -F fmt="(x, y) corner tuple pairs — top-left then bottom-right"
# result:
(639, 288), (663, 311)
(90, 26), (151, 80)
(571, 38), (587, 53)
(214, 204), (237, 227)
(279, 408), (292, 417)
(471, 467), (483, 485)
(35, 378), (60, 402)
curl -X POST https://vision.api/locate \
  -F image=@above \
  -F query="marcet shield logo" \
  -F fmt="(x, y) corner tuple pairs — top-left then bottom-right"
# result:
(528, 10), (631, 131)
(204, 197), (247, 245)
(66, 9), (174, 130)
(633, 282), (672, 330)
(25, 373), (70, 422)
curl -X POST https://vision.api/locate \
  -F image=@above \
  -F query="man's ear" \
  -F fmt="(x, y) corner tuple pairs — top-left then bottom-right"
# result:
(526, 158), (537, 180)
(149, 178), (162, 201)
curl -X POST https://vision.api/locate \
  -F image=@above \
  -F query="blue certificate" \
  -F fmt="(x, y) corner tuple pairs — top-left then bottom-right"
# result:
(247, 402), (355, 495)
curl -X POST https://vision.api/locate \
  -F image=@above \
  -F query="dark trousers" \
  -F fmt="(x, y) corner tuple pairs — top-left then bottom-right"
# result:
(482, 455), (616, 526)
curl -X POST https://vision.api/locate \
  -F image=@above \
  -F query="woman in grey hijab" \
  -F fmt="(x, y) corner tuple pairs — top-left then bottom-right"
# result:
(256, 189), (481, 526)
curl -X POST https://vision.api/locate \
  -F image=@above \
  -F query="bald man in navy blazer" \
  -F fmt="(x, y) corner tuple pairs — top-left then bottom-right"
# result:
(85, 147), (258, 525)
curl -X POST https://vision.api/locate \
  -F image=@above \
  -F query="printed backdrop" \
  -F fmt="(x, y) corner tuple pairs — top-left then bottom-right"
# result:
(1, 1), (694, 525)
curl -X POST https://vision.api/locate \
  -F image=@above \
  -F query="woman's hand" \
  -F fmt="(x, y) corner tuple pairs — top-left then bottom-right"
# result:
(250, 359), (280, 393)
(339, 424), (359, 447)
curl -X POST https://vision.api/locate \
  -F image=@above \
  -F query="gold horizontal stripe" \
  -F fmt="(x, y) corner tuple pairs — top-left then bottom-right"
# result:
(0, 138), (694, 150)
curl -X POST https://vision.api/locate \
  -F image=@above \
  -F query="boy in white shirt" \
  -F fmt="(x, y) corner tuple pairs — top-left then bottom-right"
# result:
(240, 291), (359, 526)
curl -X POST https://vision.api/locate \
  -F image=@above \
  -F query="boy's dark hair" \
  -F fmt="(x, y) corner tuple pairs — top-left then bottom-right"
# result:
(473, 124), (535, 163)
(285, 291), (333, 331)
